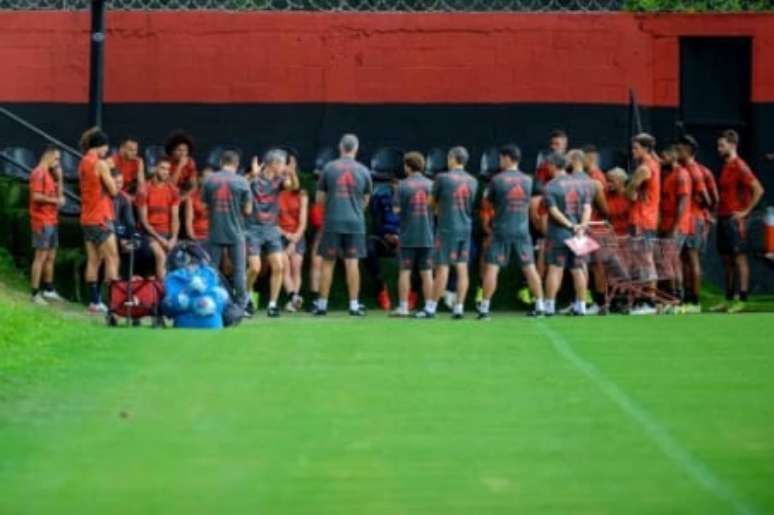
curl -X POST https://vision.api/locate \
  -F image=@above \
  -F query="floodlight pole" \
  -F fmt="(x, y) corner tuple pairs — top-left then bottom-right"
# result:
(88, 0), (106, 129)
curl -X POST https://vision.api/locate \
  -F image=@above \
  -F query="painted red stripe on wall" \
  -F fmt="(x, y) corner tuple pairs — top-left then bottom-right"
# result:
(1, 12), (773, 105)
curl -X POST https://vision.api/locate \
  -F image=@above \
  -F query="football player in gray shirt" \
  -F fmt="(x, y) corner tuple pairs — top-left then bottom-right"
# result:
(416, 146), (478, 320)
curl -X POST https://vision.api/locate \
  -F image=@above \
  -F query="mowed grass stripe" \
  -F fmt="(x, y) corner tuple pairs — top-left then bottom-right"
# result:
(0, 313), (772, 514)
(538, 319), (759, 515)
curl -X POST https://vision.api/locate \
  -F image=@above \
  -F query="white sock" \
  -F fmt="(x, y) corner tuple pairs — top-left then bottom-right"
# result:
(454, 303), (464, 315)
(317, 298), (328, 310)
(268, 301), (277, 309)
(399, 301), (408, 312)
(575, 300), (586, 314)
(535, 298), (545, 311)
(425, 300), (437, 314)
(349, 300), (360, 312)
(479, 299), (490, 313)
(545, 299), (556, 314)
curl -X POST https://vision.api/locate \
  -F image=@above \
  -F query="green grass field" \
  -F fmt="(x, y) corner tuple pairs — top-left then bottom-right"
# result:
(1, 277), (773, 515)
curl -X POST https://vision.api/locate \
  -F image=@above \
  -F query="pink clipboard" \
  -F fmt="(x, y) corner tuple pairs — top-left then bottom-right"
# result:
(564, 234), (600, 256)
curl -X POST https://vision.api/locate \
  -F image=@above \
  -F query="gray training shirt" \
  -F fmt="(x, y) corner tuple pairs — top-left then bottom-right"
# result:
(397, 174), (434, 248)
(317, 157), (373, 234)
(201, 170), (251, 245)
(486, 169), (532, 239)
(433, 169), (478, 239)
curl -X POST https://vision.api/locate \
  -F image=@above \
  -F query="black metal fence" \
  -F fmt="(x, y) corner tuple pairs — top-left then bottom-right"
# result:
(0, 0), (625, 12)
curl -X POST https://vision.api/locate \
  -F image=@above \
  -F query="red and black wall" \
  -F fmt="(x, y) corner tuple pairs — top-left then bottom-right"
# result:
(1, 11), (773, 175)
(1, 10), (773, 293)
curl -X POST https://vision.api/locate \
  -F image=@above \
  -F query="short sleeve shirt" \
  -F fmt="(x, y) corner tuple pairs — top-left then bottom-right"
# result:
(398, 174), (434, 248)
(545, 175), (592, 243)
(201, 170), (251, 245)
(246, 175), (282, 235)
(433, 169), (478, 239)
(718, 157), (757, 217)
(29, 166), (58, 230)
(136, 181), (180, 235)
(659, 167), (693, 234)
(486, 169), (532, 239)
(317, 157), (373, 234)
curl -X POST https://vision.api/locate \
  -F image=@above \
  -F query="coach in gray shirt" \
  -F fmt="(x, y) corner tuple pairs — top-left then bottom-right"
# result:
(201, 151), (252, 307)
(313, 134), (373, 316)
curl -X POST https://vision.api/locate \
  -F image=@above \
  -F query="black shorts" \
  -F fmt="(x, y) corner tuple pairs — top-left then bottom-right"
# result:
(246, 230), (283, 257)
(717, 216), (749, 255)
(545, 238), (586, 269)
(82, 222), (114, 245)
(485, 235), (534, 268)
(433, 234), (470, 266)
(317, 232), (367, 260)
(398, 247), (433, 271)
(281, 235), (306, 256)
(32, 224), (58, 250)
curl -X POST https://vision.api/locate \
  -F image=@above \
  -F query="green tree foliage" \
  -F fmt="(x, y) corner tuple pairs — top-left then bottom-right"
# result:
(625, 0), (774, 11)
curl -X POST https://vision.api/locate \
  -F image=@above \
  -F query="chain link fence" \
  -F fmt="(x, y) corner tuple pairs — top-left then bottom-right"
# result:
(0, 0), (626, 11)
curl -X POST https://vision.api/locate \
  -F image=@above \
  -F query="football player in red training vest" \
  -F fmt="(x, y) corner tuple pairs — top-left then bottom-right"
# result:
(582, 145), (610, 313)
(675, 135), (711, 313)
(711, 130), (765, 313)
(605, 167), (631, 236)
(278, 152), (309, 313)
(185, 166), (213, 243)
(625, 133), (661, 315)
(29, 146), (66, 306)
(165, 130), (198, 193)
(107, 136), (145, 198)
(78, 127), (119, 314)
(659, 146), (693, 304)
(136, 157), (181, 280)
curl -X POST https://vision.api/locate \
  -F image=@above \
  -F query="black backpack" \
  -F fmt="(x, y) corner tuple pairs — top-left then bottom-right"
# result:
(166, 240), (211, 272)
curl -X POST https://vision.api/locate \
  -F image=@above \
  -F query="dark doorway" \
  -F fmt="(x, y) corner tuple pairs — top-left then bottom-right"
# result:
(679, 37), (752, 173)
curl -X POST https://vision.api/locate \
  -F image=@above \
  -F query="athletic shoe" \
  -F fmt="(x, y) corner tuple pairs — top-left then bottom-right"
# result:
(292, 294), (304, 311)
(630, 304), (657, 315)
(443, 291), (457, 310)
(708, 301), (729, 313)
(451, 312), (464, 320)
(349, 307), (367, 317)
(526, 308), (544, 318)
(88, 302), (108, 314)
(284, 301), (297, 313)
(377, 288), (391, 311)
(517, 287), (533, 305)
(245, 301), (256, 316)
(390, 308), (410, 318)
(407, 290), (418, 312)
(559, 303), (574, 315)
(267, 306), (281, 318)
(31, 293), (48, 306)
(312, 306), (327, 317)
(543, 311), (555, 318)
(727, 300), (746, 314)
(477, 311), (491, 321)
(42, 290), (64, 302)
(414, 309), (435, 319)
(569, 309), (585, 317)
(586, 303), (601, 316)
(683, 303), (702, 314)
